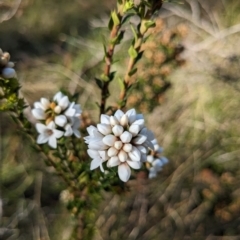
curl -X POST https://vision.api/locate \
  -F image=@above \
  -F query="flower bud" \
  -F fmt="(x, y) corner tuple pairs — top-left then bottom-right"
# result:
(118, 150), (127, 162)
(107, 147), (118, 157)
(2, 68), (16, 78)
(123, 143), (132, 152)
(114, 141), (123, 150)
(112, 125), (124, 136)
(120, 131), (132, 143)
(102, 135), (117, 146)
(3, 52), (10, 61)
(54, 105), (62, 114)
(6, 61), (15, 68)
(97, 123), (112, 135)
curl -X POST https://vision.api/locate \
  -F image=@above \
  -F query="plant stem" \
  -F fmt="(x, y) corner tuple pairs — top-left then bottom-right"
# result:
(100, 18), (122, 115)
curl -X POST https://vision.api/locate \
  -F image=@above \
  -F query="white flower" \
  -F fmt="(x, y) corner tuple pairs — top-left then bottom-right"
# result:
(31, 92), (82, 138)
(36, 121), (64, 148)
(84, 109), (154, 182)
(146, 139), (168, 179)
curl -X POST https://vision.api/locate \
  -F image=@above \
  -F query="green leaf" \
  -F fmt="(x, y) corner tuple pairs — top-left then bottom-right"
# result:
(128, 68), (138, 77)
(130, 24), (138, 43)
(110, 30), (125, 45)
(118, 77), (125, 90)
(103, 44), (107, 56)
(111, 10), (120, 26)
(144, 20), (156, 29)
(108, 16), (114, 31)
(109, 71), (116, 81)
(100, 74), (109, 82)
(128, 45), (138, 59)
(122, 12), (136, 25)
(123, 0), (134, 12)
(94, 78), (103, 89)
(135, 51), (144, 63)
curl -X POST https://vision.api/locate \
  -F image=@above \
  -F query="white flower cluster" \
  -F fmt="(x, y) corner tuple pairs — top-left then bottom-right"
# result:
(0, 49), (16, 79)
(84, 109), (155, 182)
(32, 92), (82, 148)
(146, 139), (168, 179)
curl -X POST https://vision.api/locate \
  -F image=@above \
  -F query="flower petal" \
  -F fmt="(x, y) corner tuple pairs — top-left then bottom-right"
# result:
(102, 135), (117, 146)
(36, 123), (47, 133)
(129, 124), (140, 136)
(99, 151), (109, 161)
(118, 163), (131, 182)
(55, 115), (67, 127)
(128, 146), (141, 161)
(112, 125), (124, 136)
(120, 114), (128, 127)
(90, 158), (101, 170)
(48, 135), (57, 148)
(127, 160), (141, 169)
(64, 102), (76, 117)
(53, 129), (64, 139)
(101, 114), (110, 124)
(107, 147), (118, 157)
(149, 168), (157, 179)
(160, 156), (169, 165)
(132, 119), (144, 128)
(53, 92), (64, 102)
(136, 145), (147, 154)
(40, 98), (50, 110)
(47, 121), (56, 129)
(110, 116), (119, 126)
(107, 156), (120, 167)
(123, 143), (132, 152)
(152, 159), (163, 171)
(114, 109), (124, 121)
(125, 109), (136, 124)
(114, 141), (123, 150)
(73, 129), (81, 138)
(37, 134), (49, 144)
(87, 149), (99, 159)
(64, 124), (73, 137)
(32, 109), (46, 120)
(97, 123), (112, 135)
(58, 96), (69, 110)
(89, 140), (108, 150)
(132, 134), (147, 145)
(118, 150), (128, 162)
(120, 131), (132, 143)
(147, 155), (154, 163)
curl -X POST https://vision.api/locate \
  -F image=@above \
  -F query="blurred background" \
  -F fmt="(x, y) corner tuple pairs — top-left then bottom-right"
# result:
(1, 0), (240, 239)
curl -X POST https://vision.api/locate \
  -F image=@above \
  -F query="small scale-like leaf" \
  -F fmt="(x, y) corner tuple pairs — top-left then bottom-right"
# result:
(128, 68), (138, 77)
(100, 73), (109, 82)
(108, 17), (114, 31)
(130, 24), (138, 44)
(109, 71), (116, 81)
(118, 78), (125, 90)
(111, 10), (120, 26)
(128, 45), (138, 59)
(144, 20), (156, 29)
(95, 78), (103, 89)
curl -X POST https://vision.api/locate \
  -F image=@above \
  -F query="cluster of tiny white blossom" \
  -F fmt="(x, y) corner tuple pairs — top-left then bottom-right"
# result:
(31, 92), (81, 148)
(146, 139), (168, 179)
(84, 109), (158, 182)
(0, 49), (16, 79)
